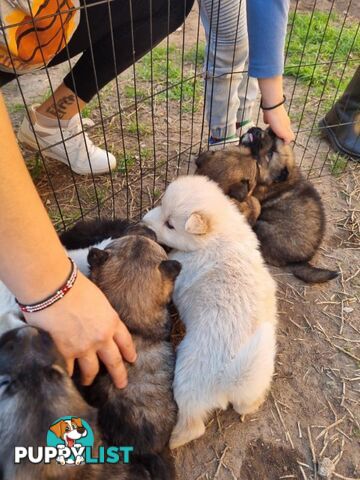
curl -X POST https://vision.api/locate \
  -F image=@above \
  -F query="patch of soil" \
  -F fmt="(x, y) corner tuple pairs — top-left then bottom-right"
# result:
(1, 3), (360, 480)
(240, 438), (304, 480)
(294, 0), (360, 20)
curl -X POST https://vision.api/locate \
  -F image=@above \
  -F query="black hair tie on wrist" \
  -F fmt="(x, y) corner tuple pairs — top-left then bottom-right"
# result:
(260, 95), (286, 111)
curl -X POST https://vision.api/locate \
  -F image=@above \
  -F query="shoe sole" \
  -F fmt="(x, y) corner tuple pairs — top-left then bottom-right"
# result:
(318, 118), (360, 161)
(17, 130), (116, 175)
(208, 138), (240, 151)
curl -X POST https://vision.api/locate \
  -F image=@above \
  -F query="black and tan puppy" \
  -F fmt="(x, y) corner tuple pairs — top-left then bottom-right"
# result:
(195, 147), (261, 226)
(60, 218), (135, 250)
(242, 127), (338, 283)
(85, 234), (181, 480)
(0, 326), (150, 480)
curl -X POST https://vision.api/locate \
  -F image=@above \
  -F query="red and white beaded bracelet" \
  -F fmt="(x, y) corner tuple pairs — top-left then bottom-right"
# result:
(16, 258), (78, 313)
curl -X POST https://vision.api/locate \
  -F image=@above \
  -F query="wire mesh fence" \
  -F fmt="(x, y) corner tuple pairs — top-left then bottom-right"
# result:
(1, 0), (359, 231)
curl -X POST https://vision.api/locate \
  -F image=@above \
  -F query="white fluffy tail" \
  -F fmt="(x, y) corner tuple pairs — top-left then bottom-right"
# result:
(221, 322), (276, 413)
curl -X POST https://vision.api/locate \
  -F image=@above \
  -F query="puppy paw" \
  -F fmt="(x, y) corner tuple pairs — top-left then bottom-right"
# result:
(170, 417), (205, 449)
(56, 456), (66, 465)
(232, 394), (266, 417)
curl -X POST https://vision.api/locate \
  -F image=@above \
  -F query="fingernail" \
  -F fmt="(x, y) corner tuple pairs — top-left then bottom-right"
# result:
(117, 378), (128, 389)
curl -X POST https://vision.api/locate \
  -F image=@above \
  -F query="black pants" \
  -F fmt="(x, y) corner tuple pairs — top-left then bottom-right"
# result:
(0, 0), (194, 102)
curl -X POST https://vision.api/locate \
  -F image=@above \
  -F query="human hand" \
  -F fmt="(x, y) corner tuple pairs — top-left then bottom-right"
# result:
(263, 104), (295, 144)
(25, 272), (136, 388)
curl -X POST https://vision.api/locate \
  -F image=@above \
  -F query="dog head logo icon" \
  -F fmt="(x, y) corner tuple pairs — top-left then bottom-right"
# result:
(47, 417), (94, 465)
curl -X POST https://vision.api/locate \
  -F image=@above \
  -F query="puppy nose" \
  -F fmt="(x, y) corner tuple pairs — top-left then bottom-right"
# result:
(77, 427), (85, 434)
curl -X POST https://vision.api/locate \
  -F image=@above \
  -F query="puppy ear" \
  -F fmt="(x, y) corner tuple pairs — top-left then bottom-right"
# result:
(195, 151), (213, 169)
(159, 260), (182, 281)
(185, 212), (209, 235)
(50, 420), (65, 439)
(88, 248), (109, 268)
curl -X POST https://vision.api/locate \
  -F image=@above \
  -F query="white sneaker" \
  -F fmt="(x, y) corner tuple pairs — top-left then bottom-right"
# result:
(237, 120), (255, 138)
(17, 105), (117, 175)
(208, 134), (240, 150)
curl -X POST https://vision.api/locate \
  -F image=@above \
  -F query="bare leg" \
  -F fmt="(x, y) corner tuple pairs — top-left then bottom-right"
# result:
(36, 83), (86, 120)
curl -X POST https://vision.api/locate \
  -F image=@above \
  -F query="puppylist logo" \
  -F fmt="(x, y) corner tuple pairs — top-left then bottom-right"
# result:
(15, 416), (133, 466)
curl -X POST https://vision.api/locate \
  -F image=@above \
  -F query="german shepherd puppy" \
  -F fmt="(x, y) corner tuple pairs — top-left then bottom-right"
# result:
(85, 234), (181, 480)
(242, 127), (338, 283)
(0, 326), (150, 480)
(195, 147), (261, 226)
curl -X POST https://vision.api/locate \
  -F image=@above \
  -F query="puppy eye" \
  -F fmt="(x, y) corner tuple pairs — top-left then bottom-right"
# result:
(267, 150), (274, 161)
(0, 376), (10, 390)
(65, 426), (70, 431)
(165, 220), (174, 230)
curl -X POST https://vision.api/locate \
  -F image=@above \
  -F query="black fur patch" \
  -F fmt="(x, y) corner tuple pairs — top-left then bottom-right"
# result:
(228, 181), (250, 202)
(159, 260), (182, 282)
(99, 399), (157, 453)
(274, 167), (289, 183)
(60, 219), (133, 249)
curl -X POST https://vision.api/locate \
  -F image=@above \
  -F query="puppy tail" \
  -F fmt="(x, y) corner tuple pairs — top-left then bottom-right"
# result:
(290, 262), (339, 284)
(133, 449), (176, 480)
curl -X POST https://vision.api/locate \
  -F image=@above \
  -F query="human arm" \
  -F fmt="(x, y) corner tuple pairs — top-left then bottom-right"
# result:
(0, 92), (136, 387)
(247, 0), (294, 144)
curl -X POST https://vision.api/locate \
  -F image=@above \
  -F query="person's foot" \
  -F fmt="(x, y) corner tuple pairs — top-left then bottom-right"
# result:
(318, 66), (360, 160)
(208, 134), (240, 150)
(17, 105), (117, 175)
(208, 121), (255, 150)
(236, 120), (255, 137)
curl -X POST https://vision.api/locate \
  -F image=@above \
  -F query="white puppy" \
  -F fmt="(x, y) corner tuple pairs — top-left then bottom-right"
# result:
(143, 175), (277, 449)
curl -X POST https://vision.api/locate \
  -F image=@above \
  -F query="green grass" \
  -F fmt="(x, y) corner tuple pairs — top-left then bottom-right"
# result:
(140, 147), (153, 160)
(8, 103), (25, 114)
(183, 42), (206, 66)
(285, 11), (360, 106)
(153, 188), (162, 199)
(328, 152), (348, 176)
(131, 44), (204, 113)
(124, 85), (148, 101)
(27, 154), (44, 182)
(127, 119), (151, 136)
(117, 153), (137, 173)
(82, 101), (97, 118)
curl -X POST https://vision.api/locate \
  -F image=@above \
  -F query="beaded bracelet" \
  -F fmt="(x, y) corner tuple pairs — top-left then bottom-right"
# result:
(260, 95), (286, 111)
(16, 258), (78, 313)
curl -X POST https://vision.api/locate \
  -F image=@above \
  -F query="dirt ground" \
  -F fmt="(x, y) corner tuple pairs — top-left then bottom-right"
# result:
(2, 1), (360, 479)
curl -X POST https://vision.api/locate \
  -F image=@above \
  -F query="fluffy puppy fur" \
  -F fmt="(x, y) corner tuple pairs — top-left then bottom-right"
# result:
(241, 127), (339, 283)
(0, 326), (150, 480)
(195, 147), (261, 226)
(143, 175), (277, 450)
(84, 234), (181, 480)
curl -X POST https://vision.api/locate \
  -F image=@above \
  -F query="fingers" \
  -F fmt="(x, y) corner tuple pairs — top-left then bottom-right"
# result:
(114, 322), (137, 363)
(98, 341), (128, 389)
(283, 129), (295, 144)
(66, 357), (75, 377)
(78, 353), (100, 386)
